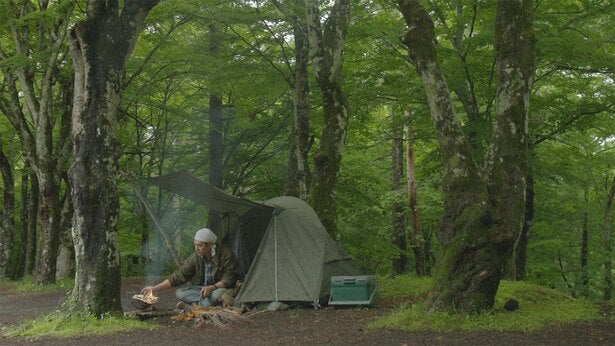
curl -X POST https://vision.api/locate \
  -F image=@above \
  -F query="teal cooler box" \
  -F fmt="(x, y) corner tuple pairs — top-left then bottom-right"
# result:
(328, 275), (378, 306)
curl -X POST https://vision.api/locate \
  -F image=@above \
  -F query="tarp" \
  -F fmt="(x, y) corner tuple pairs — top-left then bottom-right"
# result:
(146, 171), (361, 307)
(146, 170), (272, 216)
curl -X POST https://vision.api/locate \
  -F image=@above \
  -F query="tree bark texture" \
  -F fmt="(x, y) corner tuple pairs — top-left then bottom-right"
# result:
(0, 1), (73, 284)
(56, 184), (75, 279)
(579, 189), (590, 297)
(207, 22), (225, 231)
(15, 171), (29, 279)
(391, 110), (408, 274)
(68, 0), (159, 315)
(484, 0), (534, 249)
(405, 112), (426, 276)
(398, 0), (534, 312)
(0, 149), (14, 279)
(305, 0), (351, 239)
(603, 175), (614, 301)
(285, 0), (311, 200)
(24, 170), (38, 276)
(507, 170), (534, 280)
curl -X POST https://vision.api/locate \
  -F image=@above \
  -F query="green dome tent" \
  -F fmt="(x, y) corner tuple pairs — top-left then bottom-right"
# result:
(146, 171), (361, 307)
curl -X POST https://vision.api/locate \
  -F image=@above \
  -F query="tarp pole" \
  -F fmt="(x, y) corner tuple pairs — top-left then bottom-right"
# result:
(274, 213), (279, 302)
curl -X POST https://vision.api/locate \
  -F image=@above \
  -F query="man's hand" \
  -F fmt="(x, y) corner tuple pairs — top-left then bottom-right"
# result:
(199, 285), (217, 297)
(141, 286), (156, 295)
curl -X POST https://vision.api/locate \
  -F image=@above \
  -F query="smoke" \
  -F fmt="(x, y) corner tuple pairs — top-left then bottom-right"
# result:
(141, 196), (206, 283)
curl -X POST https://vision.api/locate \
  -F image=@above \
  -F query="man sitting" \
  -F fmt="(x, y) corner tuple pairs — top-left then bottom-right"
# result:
(141, 227), (240, 307)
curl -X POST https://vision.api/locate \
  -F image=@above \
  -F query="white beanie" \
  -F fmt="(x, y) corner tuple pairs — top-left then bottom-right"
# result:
(194, 227), (217, 243)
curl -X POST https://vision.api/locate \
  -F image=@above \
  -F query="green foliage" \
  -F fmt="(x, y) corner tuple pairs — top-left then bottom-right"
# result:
(528, 126), (615, 298)
(372, 278), (602, 332)
(2, 310), (158, 339)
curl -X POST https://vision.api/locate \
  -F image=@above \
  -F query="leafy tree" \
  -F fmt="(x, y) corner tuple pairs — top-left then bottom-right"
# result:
(305, 0), (352, 239)
(0, 0), (73, 284)
(68, 0), (160, 315)
(398, 0), (535, 312)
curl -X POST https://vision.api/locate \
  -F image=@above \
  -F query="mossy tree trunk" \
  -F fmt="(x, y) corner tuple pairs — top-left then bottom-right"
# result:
(284, 0), (311, 201)
(68, 0), (159, 316)
(405, 111), (426, 276)
(398, 0), (534, 313)
(603, 175), (614, 301)
(391, 108), (408, 275)
(579, 189), (590, 297)
(0, 1), (73, 284)
(0, 149), (14, 279)
(23, 169), (38, 277)
(304, 0), (351, 239)
(206, 21), (226, 231)
(505, 169), (534, 280)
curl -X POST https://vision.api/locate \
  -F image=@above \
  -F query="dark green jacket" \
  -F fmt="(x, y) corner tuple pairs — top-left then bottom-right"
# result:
(166, 244), (240, 288)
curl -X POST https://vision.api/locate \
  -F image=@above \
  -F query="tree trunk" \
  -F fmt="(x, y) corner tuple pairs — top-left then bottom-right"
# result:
(24, 170), (38, 276)
(579, 189), (590, 298)
(511, 170), (534, 280)
(285, 0), (311, 200)
(56, 182), (74, 279)
(15, 171), (29, 279)
(398, 0), (534, 312)
(391, 109), (408, 275)
(207, 22), (225, 231)
(209, 91), (224, 191)
(0, 1), (73, 284)
(0, 149), (15, 279)
(305, 0), (351, 239)
(405, 111), (426, 276)
(33, 173), (62, 284)
(603, 175), (614, 301)
(68, 0), (159, 315)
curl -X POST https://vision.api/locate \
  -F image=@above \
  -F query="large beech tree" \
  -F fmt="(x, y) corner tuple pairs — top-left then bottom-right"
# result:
(398, 0), (535, 312)
(304, 0), (351, 238)
(274, 0), (312, 201)
(68, 0), (159, 315)
(0, 0), (73, 284)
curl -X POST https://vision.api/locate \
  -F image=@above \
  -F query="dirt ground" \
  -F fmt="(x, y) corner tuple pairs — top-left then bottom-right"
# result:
(1, 279), (613, 345)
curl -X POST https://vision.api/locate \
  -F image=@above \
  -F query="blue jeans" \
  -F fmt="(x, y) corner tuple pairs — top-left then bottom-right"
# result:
(175, 286), (229, 307)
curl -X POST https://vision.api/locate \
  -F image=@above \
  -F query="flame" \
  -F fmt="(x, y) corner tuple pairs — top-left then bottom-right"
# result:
(133, 290), (159, 304)
(145, 290), (155, 302)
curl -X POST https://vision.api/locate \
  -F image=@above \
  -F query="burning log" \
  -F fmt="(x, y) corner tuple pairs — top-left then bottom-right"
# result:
(171, 306), (245, 327)
(131, 291), (159, 310)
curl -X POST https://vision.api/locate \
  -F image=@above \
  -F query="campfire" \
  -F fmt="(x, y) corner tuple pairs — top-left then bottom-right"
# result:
(131, 290), (159, 310)
(171, 306), (254, 328)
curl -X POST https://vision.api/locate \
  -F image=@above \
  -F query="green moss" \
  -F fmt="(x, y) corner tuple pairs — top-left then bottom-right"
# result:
(378, 275), (432, 298)
(371, 278), (602, 332)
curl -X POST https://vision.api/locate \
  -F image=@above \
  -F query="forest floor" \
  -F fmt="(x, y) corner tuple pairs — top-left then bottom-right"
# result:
(1, 279), (614, 345)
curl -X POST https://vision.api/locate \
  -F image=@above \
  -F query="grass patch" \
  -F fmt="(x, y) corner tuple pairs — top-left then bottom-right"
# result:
(1, 278), (158, 340)
(371, 277), (602, 332)
(377, 275), (432, 298)
(0, 276), (74, 294)
(2, 310), (158, 340)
